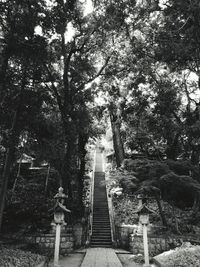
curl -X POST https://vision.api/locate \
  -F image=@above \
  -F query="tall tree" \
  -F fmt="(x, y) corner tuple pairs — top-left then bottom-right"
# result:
(0, 0), (47, 230)
(41, 0), (114, 199)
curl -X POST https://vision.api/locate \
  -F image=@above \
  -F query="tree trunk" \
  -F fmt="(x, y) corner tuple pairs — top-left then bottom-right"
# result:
(0, 112), (21, 231)
(155, 195), (168, 227)
(77, 133), (88, 216)
(61, 124), (79, 193)
(61, 144), (73, 199)
(171, 202), (181, 234)
(44, 164), (51, 197)
(109, 105), (124, 167)
(192, 193), (200, 215)
(0, 46), (10, 82)
(191, 147), (200, 165)
(166, 133), (180, 160)
(11, 154), (22, 201)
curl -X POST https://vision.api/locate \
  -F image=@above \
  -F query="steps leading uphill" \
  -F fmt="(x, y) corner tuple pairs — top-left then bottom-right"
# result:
(90, 149), (112, 248)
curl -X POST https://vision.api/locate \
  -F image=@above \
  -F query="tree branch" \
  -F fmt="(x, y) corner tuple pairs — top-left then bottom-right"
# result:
(85, 54), (112, 85)
(44, 64), (63, 112)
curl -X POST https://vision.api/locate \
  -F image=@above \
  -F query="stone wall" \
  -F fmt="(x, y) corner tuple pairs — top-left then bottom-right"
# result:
(4, 223), (85, 255)
(116, 224), (200, 256)
(130, 235), (179, 256)
(116, 225), (138, 249)
(130, 234), (200, 257)
(116, 224), (166, 249)
(73, 223), (84, 248)
(22, 233), (74, 255)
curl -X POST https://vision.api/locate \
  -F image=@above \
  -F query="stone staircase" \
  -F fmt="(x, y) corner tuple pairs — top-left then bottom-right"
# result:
(90, 150), (112, 248)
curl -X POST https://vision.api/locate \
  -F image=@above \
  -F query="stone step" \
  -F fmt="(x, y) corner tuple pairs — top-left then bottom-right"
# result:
(93, 218), (110, 220)
(90, 244), (112, 248)
(92, 156), (112, 248)
(93, 220), (110, 222)
(90, 242), (112, 245)
(92, 229), (111, 232)
(92, 230), (111, 234)
(93, 219), (110, 222)
(90, 242), (112, 247)
(91, 237), (112, 242)
(93, 215), (109, 217)
(93, 222), (110, 225)
(92, 224), (111, 227)
(93, 218), (110, 221)
(93, 221), (110, 224)
(93, 226), (111, 229)
(92, 224), (111, 228)
(91, 235), (111, 239)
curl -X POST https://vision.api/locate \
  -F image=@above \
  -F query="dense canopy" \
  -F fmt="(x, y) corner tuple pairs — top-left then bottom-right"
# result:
(0, 0), (200, 232)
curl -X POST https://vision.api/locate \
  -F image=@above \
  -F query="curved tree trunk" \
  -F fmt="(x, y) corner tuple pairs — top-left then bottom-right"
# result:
(109, 103), (124, 167)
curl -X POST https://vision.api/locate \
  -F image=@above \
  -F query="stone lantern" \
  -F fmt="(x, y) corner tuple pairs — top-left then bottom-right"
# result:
(53, 187), (71, 267)
(54, 187), (68, 205)
(133, 193), (156, 267)
(137, 204), (153, 267)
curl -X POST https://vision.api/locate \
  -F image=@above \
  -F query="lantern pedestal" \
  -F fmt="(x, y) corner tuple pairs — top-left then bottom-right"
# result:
(142, 223), (151, 267)
(138, 206), (152, 267)
(54, 223), (61, 267)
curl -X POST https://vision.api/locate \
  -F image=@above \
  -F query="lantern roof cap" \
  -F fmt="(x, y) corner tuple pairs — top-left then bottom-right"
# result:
(54, 187), (68, 199)
(54, 202), (71, 213)
(133, 203), (157, 215)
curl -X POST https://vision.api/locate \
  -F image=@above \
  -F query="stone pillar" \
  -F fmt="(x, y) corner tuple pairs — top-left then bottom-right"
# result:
(143, 224), (150, 267)
(54, 224), (61, 267)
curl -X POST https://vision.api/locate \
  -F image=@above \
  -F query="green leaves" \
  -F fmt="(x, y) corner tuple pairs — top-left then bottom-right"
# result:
(0, 248), (46, 267)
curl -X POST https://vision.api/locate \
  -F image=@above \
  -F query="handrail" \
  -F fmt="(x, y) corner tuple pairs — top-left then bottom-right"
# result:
(104, 151), (116, 247)
(86, 149), (96, 245)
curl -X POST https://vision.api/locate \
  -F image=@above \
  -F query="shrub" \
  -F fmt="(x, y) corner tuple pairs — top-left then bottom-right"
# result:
(0, 248), (46, 267)
(166, 160), (194, 176)
(123, 159), (170, 181)
(160, 172), (200, 207)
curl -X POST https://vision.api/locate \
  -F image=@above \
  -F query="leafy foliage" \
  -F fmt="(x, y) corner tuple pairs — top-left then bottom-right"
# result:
(0, 247), (46, 267)
(4, 169), (60, 233)
(109, 157), (200, 232)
